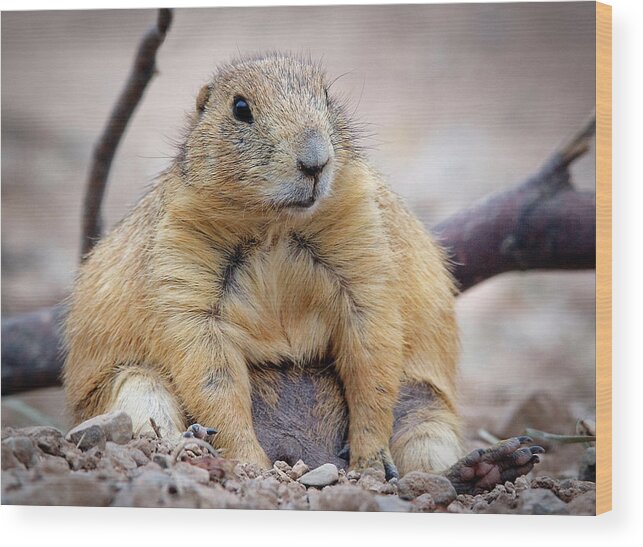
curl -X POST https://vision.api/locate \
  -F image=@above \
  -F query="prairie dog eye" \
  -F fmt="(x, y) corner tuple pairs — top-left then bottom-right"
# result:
(232, 96), (253, 123)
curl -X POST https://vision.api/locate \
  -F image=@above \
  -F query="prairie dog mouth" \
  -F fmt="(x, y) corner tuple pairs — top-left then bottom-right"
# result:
(288, 196), (317, 209)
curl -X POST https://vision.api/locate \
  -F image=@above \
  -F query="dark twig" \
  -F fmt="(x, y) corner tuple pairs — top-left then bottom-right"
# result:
(149, 417), (163, 439)
(81, 8), (173, 259)
(524, 427), (596, 445)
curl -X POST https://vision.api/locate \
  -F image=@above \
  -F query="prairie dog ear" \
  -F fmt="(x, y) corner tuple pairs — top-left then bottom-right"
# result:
(196, 84), (212, 113)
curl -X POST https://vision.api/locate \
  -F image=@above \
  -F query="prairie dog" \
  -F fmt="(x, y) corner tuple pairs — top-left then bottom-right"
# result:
(63, 54), (462, 476)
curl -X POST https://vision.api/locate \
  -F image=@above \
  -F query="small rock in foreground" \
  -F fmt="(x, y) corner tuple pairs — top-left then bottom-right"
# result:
(397, 471), (457, 506)
(65, 411), (133, 450)
(308, 484), (379, 511)
(298, 463), (339, 487)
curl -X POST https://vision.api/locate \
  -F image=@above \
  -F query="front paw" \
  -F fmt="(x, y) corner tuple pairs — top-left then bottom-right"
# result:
(350, 446), (399, 481)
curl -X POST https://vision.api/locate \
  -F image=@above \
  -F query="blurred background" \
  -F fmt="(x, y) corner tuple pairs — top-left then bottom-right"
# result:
(2, 2), (596, 476)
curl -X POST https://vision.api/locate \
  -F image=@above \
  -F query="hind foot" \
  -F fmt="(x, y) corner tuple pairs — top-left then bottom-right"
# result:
(183, 423), (218, 440)
(173, 423), (220, 459)
(444, 436), (544, 495)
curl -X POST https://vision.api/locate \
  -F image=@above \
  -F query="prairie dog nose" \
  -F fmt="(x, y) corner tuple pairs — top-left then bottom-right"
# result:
(297, 128), (330, 177)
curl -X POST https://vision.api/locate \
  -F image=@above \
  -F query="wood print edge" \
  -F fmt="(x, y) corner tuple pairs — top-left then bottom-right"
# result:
(595, 0), (612, 516)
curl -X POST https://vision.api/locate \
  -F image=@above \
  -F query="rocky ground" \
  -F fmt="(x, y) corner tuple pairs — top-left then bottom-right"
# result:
(1, 411), (595, 514)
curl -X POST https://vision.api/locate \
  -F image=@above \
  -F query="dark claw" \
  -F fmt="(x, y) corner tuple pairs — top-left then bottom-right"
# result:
(530, 445), (545, 454)
(383, 459), (399, 481)
(517, 435), (533, 445)
(337, 443), (350, 460)
(185, 423), (218, 440)
(508, 447), (536, 467)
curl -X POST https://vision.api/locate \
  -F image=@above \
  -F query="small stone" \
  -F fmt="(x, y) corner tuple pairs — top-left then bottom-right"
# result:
(514, 476), (530, 492)
(3, 436), (38, 468)
(103, 442), (138, 472)
(234, 463), (248, 480)
(336, 469), (350, 484)
(271, 463), (292, 482)
(346, 469), (361, 481)
(473, 499), (492, 512)
(154, 438), (175, 455)
(1, 427), (18, 441)
(556, 479), (596, 503)
(357, 473), (383, 492)
(278, 481), (308, 510)
(1, 441), (24, 470)
(243, 462), (262, 479)
(531, 475), (557, 491)
(566, 490), (596, 515)
(357, 467), (386, 491)
(173, 461), (210, 485)
(413, 492), (437, 512)
(289, 459), (310, 480)
(239, 477), (280, 509)
(152, 453), (172, 469)
(100, 412), (133, 444)
(397, 471), (456, 506)
(196, 483), (245, 510)
(377, 481), (398, 495)
(66, 411), (133, 451)
(94, 459), (125, 481)
(224, 479), (241, 493)
(66, 424), (106, 451)
(35, 455), (71, 475)
(517, 489), (569, 515)
(111, 468), (170, 507)
(127, 437), (155, 458)
(188, 455), (236, 481)
(127, 447), (150, 467)
(0, 468), (25, 492)
(22, 426), (66, 457)
(375, 495), (413, 512)
(298, 463), (339, 487)
(308, 484), (379, 511)
(3, 473), (114, 506)
(447, 500), (472, 513)
(360, 467), (386, 482)
(274, 460), (291, 473)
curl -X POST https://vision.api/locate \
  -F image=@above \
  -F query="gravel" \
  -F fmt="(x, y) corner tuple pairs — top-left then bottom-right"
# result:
(1, 416), (596, 514)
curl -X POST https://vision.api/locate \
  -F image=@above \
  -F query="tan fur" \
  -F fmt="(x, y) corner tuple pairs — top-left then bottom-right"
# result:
(63, 54), (462, 474)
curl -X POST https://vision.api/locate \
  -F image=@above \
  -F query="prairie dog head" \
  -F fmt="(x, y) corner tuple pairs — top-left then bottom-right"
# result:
(182, 54), (355, 215)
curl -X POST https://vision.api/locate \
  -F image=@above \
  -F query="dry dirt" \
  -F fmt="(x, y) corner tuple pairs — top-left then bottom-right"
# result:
(1, 418), (595, 514)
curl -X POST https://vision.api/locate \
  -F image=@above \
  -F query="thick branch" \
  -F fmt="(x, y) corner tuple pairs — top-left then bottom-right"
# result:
(81, 8), (172, 258)
(1, 306), (66, 394)
(434, 116), (596, 292)
(436, 188), (595, 292)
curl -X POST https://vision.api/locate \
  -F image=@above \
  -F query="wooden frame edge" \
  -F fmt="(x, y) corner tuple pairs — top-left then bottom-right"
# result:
(595, 0), (612, 516)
